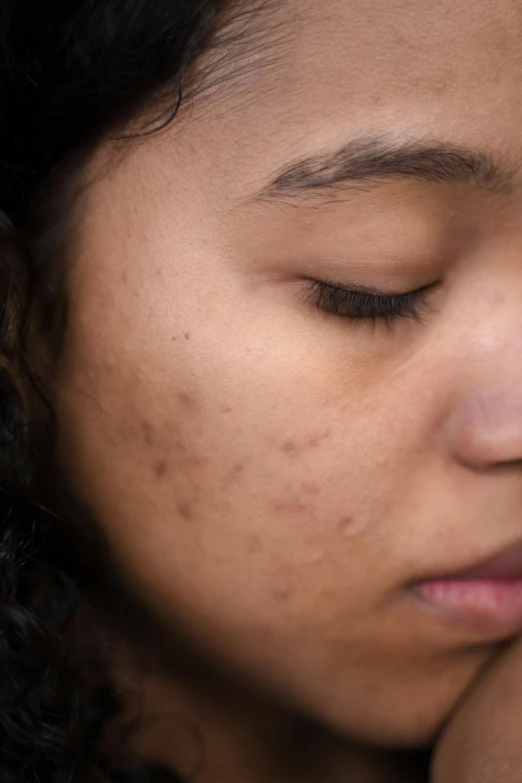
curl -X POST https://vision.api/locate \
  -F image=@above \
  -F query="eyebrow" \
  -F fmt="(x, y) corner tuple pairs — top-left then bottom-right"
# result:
(256, 135), (514, 201)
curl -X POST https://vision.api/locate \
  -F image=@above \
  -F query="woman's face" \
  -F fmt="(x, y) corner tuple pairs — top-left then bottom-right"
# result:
(51, 0), (522, 746)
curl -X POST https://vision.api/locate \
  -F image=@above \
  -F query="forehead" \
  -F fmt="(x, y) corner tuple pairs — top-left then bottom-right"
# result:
(133, 0), (522, 207)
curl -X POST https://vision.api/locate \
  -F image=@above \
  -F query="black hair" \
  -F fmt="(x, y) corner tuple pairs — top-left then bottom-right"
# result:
(0, 1), (254, 780)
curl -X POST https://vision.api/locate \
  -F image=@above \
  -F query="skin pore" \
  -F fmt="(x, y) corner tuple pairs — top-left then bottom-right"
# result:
(42, 0), (522, 780)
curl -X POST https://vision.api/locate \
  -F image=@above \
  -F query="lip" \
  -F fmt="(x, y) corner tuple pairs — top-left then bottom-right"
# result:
(411, 539), (522, 638)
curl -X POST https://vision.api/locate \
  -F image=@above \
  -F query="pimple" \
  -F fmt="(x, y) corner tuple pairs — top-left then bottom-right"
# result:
(153, 460), (168, 479)
(177, 502), (193, 520)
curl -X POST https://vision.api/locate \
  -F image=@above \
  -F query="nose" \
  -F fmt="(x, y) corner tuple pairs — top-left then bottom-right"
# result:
(445, 305), (522, 470)
(448, 388), (522, 470)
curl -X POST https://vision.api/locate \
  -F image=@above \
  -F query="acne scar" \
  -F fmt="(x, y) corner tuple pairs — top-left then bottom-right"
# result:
(336, 515), (362, 535)
(222, 462), (245, 487)
(306, 429), (331, 448)
(272, 500), (309, 514)
(301, 482), (320, 495)
(245, 533), (261, 554)
(178, 391), (196, 408)
(141, 421), (156, 445)
(272, 585), (291, 602)
(280, 439), (297, 453)
(153, 460), (168, 479)
(177, 502), (193, 520)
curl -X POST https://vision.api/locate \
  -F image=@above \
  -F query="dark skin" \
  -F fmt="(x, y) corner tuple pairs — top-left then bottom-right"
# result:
(433, 635), (522, 782)
(45, 0), (522, 780)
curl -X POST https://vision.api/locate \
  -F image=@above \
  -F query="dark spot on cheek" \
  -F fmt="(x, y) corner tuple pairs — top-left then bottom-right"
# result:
(141, 421), (156, 445)
(337, 515), (356, 534)
(306, 429), (331, 448)
(221, 405), (233, 414)
(272, 585), (291, 602)
(272, 500), (309, 514)
(301, 482), (320, 496)
(184, 332), (191, 340)
(177, 502), (193, 520)
(153, 460), (168, 479)
(178, 391), (197, 409)
(222, 462), (245, 487)
(280, 439), (298, 454)
(245, 533), (261, 554)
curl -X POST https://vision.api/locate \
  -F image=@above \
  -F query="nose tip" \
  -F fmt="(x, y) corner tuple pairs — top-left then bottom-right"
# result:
(447, 391), (522, 470)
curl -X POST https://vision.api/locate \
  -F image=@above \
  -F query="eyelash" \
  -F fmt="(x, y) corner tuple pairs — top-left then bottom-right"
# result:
(307, 280), (432, 327)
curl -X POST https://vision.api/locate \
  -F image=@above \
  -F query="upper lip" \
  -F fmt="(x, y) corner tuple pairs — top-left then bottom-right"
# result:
(433, 539), (522, 581)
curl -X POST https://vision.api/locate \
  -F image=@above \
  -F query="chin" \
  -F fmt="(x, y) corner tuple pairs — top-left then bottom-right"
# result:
(315, 695), (452, 750)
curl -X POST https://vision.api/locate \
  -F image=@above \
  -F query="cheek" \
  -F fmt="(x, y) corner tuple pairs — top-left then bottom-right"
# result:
(56, 348), (381, 615)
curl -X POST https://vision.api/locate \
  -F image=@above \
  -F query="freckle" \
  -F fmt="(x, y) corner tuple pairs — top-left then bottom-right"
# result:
(153, 460), (168, 479)
(171, 336), (178, 341)
(177, 502), (193, 520)
(221, 405), (232, 414)
(245, 533), (261, 554)
(184, 332), (191, 340)
(281, 439), (297, 453)
(272, 585), (291, 602)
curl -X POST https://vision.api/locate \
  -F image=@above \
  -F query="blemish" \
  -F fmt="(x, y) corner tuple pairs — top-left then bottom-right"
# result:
(177, 502), (193, 520)
(306, 429), (331, 448)
(280, 439), (297, 453)
(245, 533), (261, 554)
(184, 332), (191, 340)
(221, 405), (233, 414)
(301, 482), (320, 495)
(178, 391), (196, 408)
(141, 421), (156, 446)
(222, 462), (245, 487)
(272, 585), (291, 602)
(153, 460), (168, 479)
(337, 515), (357, 534)
(272, 500), (308, 514)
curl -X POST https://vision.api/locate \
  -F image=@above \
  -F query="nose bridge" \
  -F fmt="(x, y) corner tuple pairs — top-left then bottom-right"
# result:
(445, 282), (522, 469)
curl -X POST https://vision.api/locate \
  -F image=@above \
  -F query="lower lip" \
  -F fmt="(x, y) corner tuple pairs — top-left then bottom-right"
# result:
(412, 577), (522, 638)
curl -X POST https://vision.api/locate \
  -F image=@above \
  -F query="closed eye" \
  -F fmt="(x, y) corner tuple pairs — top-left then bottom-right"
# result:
(307, 280), (435, 327)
